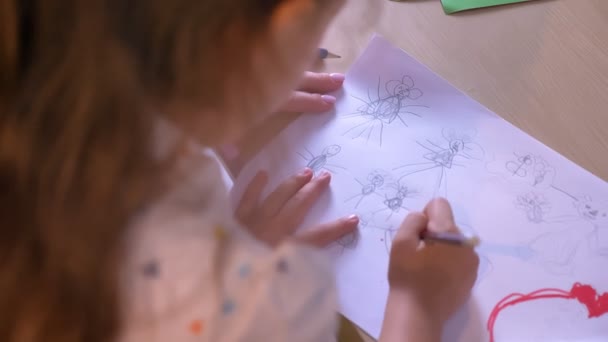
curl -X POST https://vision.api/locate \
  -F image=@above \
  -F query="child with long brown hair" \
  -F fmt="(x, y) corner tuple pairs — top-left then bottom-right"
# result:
(0, 0), (479, 341)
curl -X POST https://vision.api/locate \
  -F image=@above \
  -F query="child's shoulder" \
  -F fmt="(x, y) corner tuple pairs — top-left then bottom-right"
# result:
(118, 142), (338, 341)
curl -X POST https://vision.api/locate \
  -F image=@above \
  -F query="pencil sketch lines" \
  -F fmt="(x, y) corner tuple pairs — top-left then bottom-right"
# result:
(505, 153), (533, 177)
(528, 229), (581, 276)
(335, 230), (360, 255)
(477, 254), (494, 285)
(515, 192), (552, 224)
(507, 188), (607, 274)
(589, 229), (608, 257)
(374, 196), (410, 222)
(393, 129), (484, 197)
(531, 157), (555, 187)
(356, 216), (396, 255)
(297, 144), (346, 175)
(551, 185), (608, 227)
(472, 199), (567, 275)
(498, 156), (607, 263)
(344, 170), (389, 208)
(387, 181), (418, 201)
(573, 195), (608, 223)
(501, 153), (556, 188)
(373, 180), (417, 221)
(344, 171), (416, 223)
(513, 190), (586, 225)
(565, 193), (608, 257)
(341, 75), (428, 146)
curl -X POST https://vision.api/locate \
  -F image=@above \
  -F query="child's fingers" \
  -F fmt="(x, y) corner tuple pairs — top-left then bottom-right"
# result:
(296, 216), (359, 247)
(393, 212), (428, 251)
(298, 71), (345, 93)
(275, 172), (332, 228)
(260, 168), (313, 219)
(235, 171), (268, 222)
(424, 197), (458, 233)
(279, 91), (337, 113)
(217, 143), (240, 161)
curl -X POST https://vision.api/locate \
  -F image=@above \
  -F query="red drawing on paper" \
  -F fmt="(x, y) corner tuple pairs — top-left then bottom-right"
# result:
(487, 283), (608, 342)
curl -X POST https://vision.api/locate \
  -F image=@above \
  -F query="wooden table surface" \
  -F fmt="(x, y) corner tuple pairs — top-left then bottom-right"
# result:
(223, 0), (608, 340)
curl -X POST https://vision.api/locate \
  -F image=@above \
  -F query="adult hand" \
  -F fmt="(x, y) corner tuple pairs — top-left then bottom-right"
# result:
(235, 168), (358, 247)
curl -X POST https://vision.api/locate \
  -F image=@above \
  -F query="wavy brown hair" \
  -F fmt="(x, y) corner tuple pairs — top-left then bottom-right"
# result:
(0, 0), (294, 341)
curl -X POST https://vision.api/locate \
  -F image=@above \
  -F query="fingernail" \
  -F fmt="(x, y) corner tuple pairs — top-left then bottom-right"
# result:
(319, 171), (331, 180)
(301, 168), (312, 177)
(329, 73), (345, 83)
(347, 214), (359, 223)
(321, 95), (337, 105)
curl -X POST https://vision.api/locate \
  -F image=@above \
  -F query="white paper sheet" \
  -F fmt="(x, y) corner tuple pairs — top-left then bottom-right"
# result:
(230, 35), (608, 342)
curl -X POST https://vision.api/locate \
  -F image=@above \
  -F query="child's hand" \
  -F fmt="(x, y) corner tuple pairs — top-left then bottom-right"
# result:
(219, 72), (344, 162)
(235, 168), (358, 247)
(388, 198), (479, 325)
(277, 71), (345, 113)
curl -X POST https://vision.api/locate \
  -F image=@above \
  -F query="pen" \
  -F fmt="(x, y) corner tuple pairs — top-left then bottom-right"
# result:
(421, 231), (480, 248)
(318, 48), (341, 59)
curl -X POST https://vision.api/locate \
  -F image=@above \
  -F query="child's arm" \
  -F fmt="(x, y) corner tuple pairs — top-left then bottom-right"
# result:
(380, 286), (442, 342)
(380, 198), (479, 342)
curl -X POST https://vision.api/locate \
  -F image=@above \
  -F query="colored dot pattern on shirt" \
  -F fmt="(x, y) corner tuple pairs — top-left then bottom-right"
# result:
(189, 319), (204, 336)
(238, 263), (251, 278)
(222, 299), (236, 315)
(214, 225), (228, 241)
(276, 258), (288, 273)
(141, 260), (160, 278)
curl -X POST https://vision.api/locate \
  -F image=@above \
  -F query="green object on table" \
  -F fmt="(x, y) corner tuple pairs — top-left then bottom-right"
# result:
(441, 0), (534, 14)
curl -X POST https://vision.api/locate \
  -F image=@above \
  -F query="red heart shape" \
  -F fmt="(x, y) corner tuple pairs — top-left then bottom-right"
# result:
(570, 283), (608, 318)
(488, 283), (608, 342)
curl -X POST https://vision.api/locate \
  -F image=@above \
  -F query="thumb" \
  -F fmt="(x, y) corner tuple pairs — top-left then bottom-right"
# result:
(424, 197), (458, 233)
(392, 212), (428, 252)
